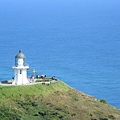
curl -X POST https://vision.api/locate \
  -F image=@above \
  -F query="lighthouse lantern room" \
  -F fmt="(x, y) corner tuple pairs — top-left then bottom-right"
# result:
(12, 50), (30, 85)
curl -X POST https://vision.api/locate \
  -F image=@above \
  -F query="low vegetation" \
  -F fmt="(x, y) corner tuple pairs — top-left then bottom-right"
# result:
(35, 78), (53, 82)
(0, 81), (120, 120)
(99, 99), (107, 104)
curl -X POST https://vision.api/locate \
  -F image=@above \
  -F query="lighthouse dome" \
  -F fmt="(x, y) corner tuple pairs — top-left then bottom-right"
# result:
(15, 50), (26, 58)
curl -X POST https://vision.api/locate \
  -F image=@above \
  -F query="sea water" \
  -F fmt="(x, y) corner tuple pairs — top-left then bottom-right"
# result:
(0, 0), (120, 108)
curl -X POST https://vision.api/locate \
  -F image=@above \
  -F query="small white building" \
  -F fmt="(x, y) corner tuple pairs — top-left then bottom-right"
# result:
(12, 50), (30, 85)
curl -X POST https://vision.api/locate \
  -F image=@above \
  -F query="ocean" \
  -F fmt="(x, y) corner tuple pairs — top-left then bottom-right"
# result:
(0, 0), (120, 108)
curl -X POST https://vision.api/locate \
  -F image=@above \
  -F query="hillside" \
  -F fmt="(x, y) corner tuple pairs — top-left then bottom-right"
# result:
(0, 81), (120, 120)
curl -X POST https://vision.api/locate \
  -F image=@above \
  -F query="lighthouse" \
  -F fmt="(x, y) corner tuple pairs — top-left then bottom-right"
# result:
(12, 50), (30, 85)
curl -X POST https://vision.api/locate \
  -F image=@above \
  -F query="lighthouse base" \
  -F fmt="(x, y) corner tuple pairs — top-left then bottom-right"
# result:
(12, 66), (30, 85)
(12, 79), (30, 85)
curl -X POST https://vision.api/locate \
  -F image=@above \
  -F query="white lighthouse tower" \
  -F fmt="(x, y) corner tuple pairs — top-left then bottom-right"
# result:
(12, 50), (30, 85)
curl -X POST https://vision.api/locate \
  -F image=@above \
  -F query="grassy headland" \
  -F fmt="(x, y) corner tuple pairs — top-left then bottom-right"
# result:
(0, 81), (120, 120)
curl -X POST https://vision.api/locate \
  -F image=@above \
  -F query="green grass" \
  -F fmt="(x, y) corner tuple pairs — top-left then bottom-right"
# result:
(0, 81), (120, 120)
(0, 81), (69, 97)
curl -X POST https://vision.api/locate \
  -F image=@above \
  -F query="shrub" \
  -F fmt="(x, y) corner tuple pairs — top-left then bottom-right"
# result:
(58, 115), (64, 119)
(89, 113), (92, 117)
(74, 97), (79, 101)
(71, 113), (76, 116)
(99, 118), (108, 120)
(99, 99), (107, 104)
(55, 107), (63, 111)
(31, 102), (38, 107)
(0, 107), (21, 120)
(35, 80), (42, 82)
(38, 111), (47, 116)
(108, 115), (116, 119)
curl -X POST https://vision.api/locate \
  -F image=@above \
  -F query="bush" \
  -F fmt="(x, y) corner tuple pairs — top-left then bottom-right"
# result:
(99, 118), (108, 120)
(108, 115), (116, 119)
(0, 107), (21, 120)
(99, 99), (107, 104)
(38, 111), (47, 116)
(74, 97), (79, 101)
(35, 80), (42, 82)
(89, 113), (92, 117)
(71, 113), (76, 116)
(31, 102), (38, 107)
(55, 107), (63, 111)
